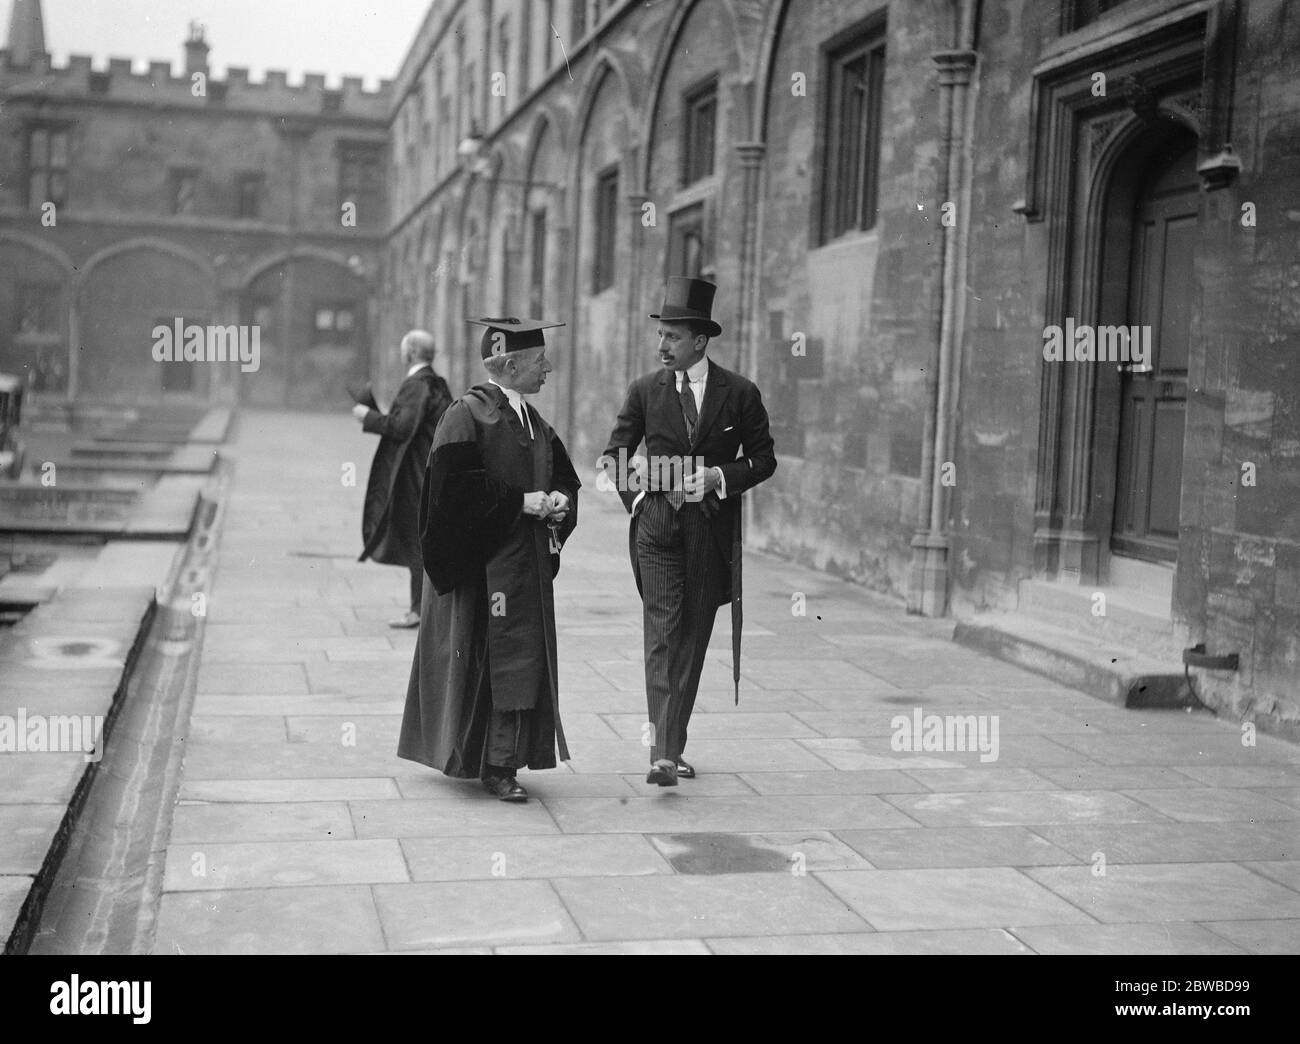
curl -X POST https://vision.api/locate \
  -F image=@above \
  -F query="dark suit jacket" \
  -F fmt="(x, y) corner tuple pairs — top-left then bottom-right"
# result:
(359, 366), (453, 568)
(603, 359), (777, 693)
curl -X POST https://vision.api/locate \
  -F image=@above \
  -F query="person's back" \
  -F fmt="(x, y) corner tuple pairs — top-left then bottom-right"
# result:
(354, 329), (452, 627)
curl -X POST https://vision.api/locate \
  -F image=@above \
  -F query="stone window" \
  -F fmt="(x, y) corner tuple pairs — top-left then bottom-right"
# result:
(314, 304), (357, 344)
(236, 173), (262, 219)
(820, 25), (885, 242)
(543, 1), (556, 66)
(422, 69), (433, 145)
(338, 142), (385, 226)
(518, 5), (532, 95)
(454, 27), (466, 141)
(465, 61), (477, 138)
(169, 167), (200, 215)
(681, 76), (718, 187)
(592, 164), (619, 293)
(667, 202), (706, 279)
(496, 15), (511, 119)
(26, 125), (69, 209)
(438, 83), (452, 176)
(529, 208), (548, 315)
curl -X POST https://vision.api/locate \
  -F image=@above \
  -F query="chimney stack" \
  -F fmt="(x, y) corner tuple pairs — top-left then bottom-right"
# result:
(184, 20), (210, 77)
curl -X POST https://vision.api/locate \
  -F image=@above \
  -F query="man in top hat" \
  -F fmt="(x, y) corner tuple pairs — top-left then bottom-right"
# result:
(602, 277), (776, 786)
(398, 317), (580, 801)
(353, 329), (453, 627)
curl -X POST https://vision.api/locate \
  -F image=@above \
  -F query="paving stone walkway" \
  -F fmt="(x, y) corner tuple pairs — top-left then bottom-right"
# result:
(151, 409), (1300, 954)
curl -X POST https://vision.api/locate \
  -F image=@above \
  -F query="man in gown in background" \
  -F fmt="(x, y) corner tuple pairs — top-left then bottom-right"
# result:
(354, 329), (453, 627)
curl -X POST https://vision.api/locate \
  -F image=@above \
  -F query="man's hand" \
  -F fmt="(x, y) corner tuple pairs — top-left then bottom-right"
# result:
(546, 491), (570, 524)
(351, 403), (370, 421)
(683, 466), (721, 499)
(522, 491), (552, 518)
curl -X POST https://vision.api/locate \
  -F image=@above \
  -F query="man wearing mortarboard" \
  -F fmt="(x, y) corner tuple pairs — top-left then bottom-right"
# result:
(397, 317), (580, 802)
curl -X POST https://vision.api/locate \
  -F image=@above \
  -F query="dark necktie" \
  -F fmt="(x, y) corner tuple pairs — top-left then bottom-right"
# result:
(667, 377), (699, 511)
(680, 376), (698, 444)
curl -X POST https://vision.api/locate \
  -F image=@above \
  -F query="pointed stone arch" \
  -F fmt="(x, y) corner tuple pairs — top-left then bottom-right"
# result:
(639, 0), (758, 186)
(78, 237), (219, 402)
(0, 230), (76, 396)
(573, 49), (642, 159)
(238, 245), (356, 291)
(0, 230), (74, 275)
(81, 236), (217, 288)
(753, 0), (797, 145)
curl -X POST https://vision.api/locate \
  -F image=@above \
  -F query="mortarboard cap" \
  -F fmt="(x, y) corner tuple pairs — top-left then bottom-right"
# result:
(469, 316), (565, 359)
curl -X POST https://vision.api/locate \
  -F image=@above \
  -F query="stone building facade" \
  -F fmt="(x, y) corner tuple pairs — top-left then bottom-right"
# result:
(0, 4), (389, 408)
(382, 0), (1299, 734)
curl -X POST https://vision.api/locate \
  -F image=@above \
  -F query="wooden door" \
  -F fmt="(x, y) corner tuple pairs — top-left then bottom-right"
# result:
(1112, 146), (1198, 561)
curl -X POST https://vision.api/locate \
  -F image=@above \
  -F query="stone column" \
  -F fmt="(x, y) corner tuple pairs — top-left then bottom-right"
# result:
(551, 221), (576, 432)
(623, 187), (650, 389)
(907, 47), (978, 616)
(733, 142), (766, 382)
(65, 289), (80, 402)
(275, 119), (313, 405)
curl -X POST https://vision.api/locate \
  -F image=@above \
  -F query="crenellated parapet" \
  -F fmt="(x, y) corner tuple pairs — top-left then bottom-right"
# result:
(0, 48), (392, 118)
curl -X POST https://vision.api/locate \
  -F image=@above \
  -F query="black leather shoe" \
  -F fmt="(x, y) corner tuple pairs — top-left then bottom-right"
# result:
(482, 775), (528, 802)
(675, 758), (696, 779)
(646, 759), (678, 787)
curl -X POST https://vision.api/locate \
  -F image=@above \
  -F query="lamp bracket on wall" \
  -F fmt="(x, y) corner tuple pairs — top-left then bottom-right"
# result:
(456, 124), (559, 190)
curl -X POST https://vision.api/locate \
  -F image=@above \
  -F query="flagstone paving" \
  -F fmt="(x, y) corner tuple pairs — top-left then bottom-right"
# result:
(149, 411), (1300, 955)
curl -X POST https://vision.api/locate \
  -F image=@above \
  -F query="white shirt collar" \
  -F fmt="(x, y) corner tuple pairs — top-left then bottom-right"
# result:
(407, 361), (430, 377)
(488, 378), (524, 409)
(488, 379), (534, 438)
(677, 355), (709, 386)
(488, 379), (527, 416)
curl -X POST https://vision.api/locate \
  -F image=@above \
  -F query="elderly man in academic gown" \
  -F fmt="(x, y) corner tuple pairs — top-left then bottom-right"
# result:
(397, 317), (580, 802)
(354, 329), (453, 627)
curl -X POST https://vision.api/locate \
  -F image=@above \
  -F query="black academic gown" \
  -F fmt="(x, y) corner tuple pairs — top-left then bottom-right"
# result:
(359, 366), (453, 569)
(397, 383), (580, 777)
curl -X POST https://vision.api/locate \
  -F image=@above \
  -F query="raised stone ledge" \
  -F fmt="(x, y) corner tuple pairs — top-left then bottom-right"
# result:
(0, 584), (157, 954)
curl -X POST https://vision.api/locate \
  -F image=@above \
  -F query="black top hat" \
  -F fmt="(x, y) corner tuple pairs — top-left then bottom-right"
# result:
(468, 316), (565, 359)
(649, 277), (722, 339)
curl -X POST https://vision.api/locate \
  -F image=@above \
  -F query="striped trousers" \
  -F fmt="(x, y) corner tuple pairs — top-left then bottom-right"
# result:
(635, 493), (722, 763)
